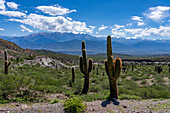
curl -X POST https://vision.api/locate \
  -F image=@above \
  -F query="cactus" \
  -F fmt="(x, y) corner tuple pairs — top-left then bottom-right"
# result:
(168, 64), (170, 67)
(4, 50), (11, 74)
(131, 65), (134, 71)
(72, 67), (75, 82)
(96, 68), (99, 75)
(80, 41), (93, 94)
(104, 35), (122, 99)
(93, 65), (95, 70)
(155, 65), (163, 74)
(157, 66), (163, 74)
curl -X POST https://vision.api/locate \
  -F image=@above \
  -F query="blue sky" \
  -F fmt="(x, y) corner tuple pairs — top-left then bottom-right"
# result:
(0, 0), (170, 40)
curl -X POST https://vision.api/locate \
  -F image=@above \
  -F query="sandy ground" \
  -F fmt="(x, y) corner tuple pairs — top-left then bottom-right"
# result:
(0, 99), (169, 113)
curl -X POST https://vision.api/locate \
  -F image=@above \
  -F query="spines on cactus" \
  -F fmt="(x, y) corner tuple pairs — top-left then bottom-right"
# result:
(4, 50), (11, 74)
(104, 35), (122, 99)
(80, 41), (93, 94)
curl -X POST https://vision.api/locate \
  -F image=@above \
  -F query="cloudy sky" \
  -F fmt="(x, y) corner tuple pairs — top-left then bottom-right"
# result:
(0, 0), (170, 40)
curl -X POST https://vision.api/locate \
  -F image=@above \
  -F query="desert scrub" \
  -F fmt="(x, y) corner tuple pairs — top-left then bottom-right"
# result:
(64, 97), (86, 112)
(50, 98), (59, 104)
(119, 94), (142, 100)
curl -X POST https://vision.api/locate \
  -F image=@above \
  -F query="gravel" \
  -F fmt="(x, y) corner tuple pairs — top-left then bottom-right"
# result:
(0, 99), (169, 113)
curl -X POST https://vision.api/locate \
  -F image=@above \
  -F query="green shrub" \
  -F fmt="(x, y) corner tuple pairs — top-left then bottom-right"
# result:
(131, 76), (142, 81)
(50, 99), (59, 104)
(119, 94), (142, 100)
(89, 85), (100, 92)
(64, 97), (86, 112)
(141, 80), (147, 84)
(78, 94), (104, 102)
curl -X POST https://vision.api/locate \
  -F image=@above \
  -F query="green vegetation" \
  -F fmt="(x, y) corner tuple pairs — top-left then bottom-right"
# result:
(64, 97), (86, 112)
(119, 94), (142, 100)
(0, 59), (169, 104)
(50, 99), (59, 104)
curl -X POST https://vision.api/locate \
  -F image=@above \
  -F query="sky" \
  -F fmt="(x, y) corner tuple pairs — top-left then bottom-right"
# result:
(0, 0), (170, 40)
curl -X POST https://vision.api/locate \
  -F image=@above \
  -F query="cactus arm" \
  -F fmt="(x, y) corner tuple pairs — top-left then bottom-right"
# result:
(4, 50), (8, 60)
(4, 50), (11, 74)
(72, 67), (75, 82)
(7, 61), (11, 66)
(88, 58), (93, 73)
(82, 49), (88, 74)
(80, 56), (85, 75)
(107, 35), (113, 58)
(114, 58), (122, 78)
(104, 60), (109, 76)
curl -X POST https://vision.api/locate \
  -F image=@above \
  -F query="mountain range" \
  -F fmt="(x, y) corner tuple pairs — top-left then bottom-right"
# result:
(0, 38), (34, 60)
(1, 32), (170, 56)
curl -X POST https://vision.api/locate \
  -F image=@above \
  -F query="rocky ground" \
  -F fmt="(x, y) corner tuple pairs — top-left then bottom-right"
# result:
(0, 99), (169, 113)
(15, 56), (72, 69)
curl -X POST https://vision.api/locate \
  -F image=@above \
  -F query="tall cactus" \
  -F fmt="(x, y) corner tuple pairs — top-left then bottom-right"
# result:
(4, 50), (11, 74)
(72, 67), (75, 82)
(80, 41), (93, 94)
(104, 35), (122, 99)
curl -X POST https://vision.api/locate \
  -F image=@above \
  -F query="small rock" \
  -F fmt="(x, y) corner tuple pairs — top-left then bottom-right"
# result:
(21, 105), (28, 108)
(122, 105), (127, 108)
(16, 104), (20, 106)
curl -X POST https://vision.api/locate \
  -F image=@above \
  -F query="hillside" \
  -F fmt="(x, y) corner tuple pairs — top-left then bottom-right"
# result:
(0, 38), (34, 60)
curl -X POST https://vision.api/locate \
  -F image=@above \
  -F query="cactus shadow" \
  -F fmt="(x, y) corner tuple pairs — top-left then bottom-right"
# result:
(101, 99), (120, 107)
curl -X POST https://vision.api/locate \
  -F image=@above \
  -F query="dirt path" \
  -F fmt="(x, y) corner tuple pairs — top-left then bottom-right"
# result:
(0, 99), (169, 113)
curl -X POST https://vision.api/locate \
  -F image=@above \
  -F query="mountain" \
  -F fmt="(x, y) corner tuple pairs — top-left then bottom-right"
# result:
(0, 38), (34, 59)
(0, 32), (103, 44)
(1, 32), (170, 56)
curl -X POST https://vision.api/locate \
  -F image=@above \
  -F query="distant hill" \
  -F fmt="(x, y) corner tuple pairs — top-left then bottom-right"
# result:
(1, 32), (170, 56)
(0, 38), (34, 59)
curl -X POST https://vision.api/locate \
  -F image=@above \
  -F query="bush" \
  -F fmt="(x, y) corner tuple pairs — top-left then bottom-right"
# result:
(119, 94), (142, 100)
(78, 94), (104, 102)
(50, 99), (59, 104)
(64, 97), (86, 112)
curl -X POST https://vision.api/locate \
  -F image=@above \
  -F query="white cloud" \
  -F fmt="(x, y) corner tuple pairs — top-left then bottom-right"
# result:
(37, 5), (76, 16)
(124, 28), (143, 35)
(111, 29), (126, 37)
(66, 17), (72, 21)
(0, 10), (26, 17)
(89, 25), (95, 33)
(131, 16), (143, 21)
(111, 24), (125, 37)
(7, 2), (19, 9)
(144, 6), (170, 22)
(0, 0), (5, 10)
(8, 13), (93, 34)
(0, 28), (4, 31)
(114, 24), (124, 29)
(20, 25), (33, 32)
(137, 22), (144, 26)
(98, 25), (108, 31)
(110, 23), (170, 39)
(126, 23), (132, 27)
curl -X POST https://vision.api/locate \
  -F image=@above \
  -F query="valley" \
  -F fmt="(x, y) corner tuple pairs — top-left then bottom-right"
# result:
(0, 35), (169, 112)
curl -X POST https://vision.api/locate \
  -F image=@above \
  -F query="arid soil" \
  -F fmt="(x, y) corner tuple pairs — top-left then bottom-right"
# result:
(0, 99), (169, 113)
